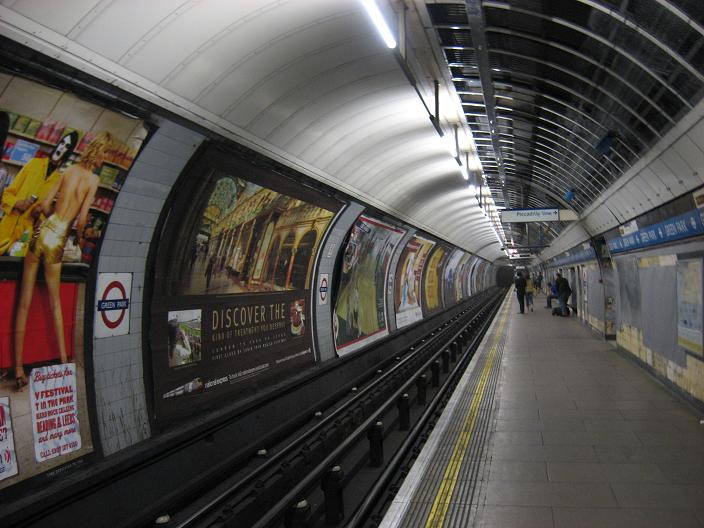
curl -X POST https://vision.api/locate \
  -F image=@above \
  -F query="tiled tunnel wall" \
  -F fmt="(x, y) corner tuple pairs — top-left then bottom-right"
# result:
(92, 119), (204, 455)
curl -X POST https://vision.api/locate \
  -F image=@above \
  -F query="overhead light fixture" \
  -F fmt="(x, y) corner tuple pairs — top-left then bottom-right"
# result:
(361, 0), (397, 49)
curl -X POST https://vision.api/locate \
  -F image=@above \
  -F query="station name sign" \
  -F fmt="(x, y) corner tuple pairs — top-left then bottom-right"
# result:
(499, 208), (559, 223)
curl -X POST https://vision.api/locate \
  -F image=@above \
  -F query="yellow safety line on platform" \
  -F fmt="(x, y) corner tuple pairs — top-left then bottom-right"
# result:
(424, 297), (510, 528)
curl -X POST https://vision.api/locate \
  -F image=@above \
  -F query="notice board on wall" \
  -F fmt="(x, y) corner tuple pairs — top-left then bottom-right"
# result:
(677, 258), (704, 358)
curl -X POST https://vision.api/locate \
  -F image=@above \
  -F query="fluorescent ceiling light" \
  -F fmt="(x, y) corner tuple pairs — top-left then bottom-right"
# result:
(361, 0), (396, 49)
(466, 155), (483, 171)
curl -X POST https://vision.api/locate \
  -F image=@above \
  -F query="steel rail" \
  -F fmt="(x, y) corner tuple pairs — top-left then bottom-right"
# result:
(170, 292), (496, 528)
(249, 292), (505, 528)
(344, 293), (505, 527)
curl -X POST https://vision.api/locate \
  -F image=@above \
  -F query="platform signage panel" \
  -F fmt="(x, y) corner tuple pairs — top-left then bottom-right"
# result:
(607, 209), (704, 254)
(95, 273), (132, 338)
(550, 247), (597, 267)
(500, 208), (559, 223)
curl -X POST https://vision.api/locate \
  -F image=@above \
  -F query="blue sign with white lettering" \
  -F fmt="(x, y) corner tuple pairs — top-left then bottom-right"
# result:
(607, 209), (704, 254)
(97, 299), (129, 311)
(550, 246), (596, 267)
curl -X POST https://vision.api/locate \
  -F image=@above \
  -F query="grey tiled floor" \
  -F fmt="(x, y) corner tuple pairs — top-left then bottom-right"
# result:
(475, 294), (704, 527)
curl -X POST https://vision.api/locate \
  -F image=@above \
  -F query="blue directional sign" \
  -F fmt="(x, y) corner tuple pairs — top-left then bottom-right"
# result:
(607, 209), (704, 254)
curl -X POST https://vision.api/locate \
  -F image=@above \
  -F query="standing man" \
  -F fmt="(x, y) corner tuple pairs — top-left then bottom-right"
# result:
(556, 272), (572, 316)
(514, 270), (527, 314)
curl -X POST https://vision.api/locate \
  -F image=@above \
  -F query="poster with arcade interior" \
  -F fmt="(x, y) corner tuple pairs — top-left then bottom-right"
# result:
(0, 73), (146, 488)
(394, 235), (435, 329)
(149, 162), (340, 423)
(334, 215), (406, 356)
(422, 245), (449, 316)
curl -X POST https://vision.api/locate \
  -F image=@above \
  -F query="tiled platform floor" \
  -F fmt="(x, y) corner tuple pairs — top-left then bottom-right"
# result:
(475, 293), (704, 528)
(382, 292), (704, 527)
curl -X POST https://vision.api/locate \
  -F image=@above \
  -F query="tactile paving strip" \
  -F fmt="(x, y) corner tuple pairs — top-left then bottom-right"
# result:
(380, 292), (512, 528)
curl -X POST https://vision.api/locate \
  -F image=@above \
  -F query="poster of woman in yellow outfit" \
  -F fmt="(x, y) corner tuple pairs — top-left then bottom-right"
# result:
(0, 131), (78, 254)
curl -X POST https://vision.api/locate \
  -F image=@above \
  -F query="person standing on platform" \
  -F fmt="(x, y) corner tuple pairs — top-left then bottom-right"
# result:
(545, 281), (559, 308)
(525, 273), (535, 312)
(514, 271), (526, 314)
(556, 272), (572, 316)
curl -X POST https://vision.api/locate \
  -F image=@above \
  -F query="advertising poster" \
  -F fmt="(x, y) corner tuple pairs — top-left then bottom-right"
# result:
(677, 258), (703, 357)
(334, 215), (405, 355)
(455, 253), (473, 302)
(150, 159), (340, 422)
(394, 235), (435, 329)
(0, 397), (18, 482)
(29, 364), (81, 463)
(473, 260), (489, 294)
(422, 246), (448, 315)
(0, 73), (146, 488)
(459, 255), (477, 299)
(442, 249), (465, 308)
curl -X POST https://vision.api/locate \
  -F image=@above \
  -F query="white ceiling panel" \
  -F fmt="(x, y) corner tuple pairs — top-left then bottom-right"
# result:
(621, 181), (650, 217)
(638, 165), (675, 202)
(660, 148), (697, 189)
(673, 134), (704, 186)
(197, 14), (364, 116)
(5, 0), (99, 35)
(649, 156), (688, 198)
(0, 0), (505, 259)
(267, 65), (402, 149)
(72, 0), (178, 61)
(123, 1), (299, 85)
(226, 37), (375, 128)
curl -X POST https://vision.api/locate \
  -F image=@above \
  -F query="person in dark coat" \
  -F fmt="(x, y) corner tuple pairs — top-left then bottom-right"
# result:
(556, 272), (572, 316)
(514, 271), (527, 314)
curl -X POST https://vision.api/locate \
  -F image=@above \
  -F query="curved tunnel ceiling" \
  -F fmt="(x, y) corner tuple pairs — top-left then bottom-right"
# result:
(0, 0), (507, 260)
(426, 0), (704, 251)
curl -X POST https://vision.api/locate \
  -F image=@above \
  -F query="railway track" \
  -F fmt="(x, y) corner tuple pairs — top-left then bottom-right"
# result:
(161, 288), (506, 528)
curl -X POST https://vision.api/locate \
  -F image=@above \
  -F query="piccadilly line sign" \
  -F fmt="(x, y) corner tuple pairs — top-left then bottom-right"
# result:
(499, 208), (559, 223)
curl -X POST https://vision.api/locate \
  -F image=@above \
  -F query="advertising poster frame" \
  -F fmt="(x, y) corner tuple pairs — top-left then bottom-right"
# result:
(147, 145), (343, 425)
(421, 244), (450, 316)
(442, 249), (465, 309)
(333, 214), (406, 356)
(0, 64), (153, 492)
(394, 234), (436, 330)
